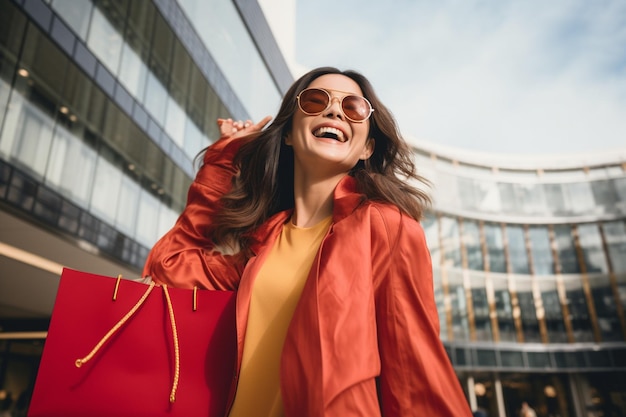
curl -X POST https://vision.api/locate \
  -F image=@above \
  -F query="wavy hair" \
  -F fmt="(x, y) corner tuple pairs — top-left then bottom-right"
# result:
(212, 67), (431, 252)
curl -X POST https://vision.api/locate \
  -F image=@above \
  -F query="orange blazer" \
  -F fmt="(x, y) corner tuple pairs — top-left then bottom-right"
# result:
(143, 136), (472, 417)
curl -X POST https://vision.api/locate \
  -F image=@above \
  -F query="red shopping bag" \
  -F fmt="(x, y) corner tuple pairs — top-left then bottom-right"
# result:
(28, 268), (237, 417)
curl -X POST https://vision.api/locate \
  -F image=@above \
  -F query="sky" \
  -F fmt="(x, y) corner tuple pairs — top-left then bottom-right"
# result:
(272, 0), (626, 155)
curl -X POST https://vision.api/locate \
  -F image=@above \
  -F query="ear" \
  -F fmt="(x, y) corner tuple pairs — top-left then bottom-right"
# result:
(359, 137), (374, 160)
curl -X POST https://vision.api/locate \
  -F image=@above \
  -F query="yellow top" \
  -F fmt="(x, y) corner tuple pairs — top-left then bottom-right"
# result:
(228, 216), (332, 417)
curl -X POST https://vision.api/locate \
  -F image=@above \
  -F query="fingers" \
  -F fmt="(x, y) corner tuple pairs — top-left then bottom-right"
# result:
(217, 116), (273, 139)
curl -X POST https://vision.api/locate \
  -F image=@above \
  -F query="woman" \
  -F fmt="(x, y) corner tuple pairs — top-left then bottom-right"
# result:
(143, 67), (472, 416)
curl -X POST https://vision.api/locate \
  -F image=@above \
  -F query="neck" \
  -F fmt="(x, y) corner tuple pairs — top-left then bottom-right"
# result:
(291, 168), (346, 228)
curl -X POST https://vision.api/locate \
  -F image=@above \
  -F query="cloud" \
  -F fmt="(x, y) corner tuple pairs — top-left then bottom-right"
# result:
(294, 0), (626, 154)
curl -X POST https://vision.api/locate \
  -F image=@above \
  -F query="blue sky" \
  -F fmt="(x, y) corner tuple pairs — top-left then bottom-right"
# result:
(283, 0), (626, 155)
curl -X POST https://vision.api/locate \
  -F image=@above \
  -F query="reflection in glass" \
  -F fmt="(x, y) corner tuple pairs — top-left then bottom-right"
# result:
(588, 274), (622, 341)
(591, 179), (618, 214)
(507, 225), (530, 274)
(433, 268), (447, 339)
(493, 274), (516, 341)
(50, 0), (94, 40)
(562, 275), (594, 342)
(577, 224), (608, 273)
(87, 6), (123, 75)
(462, 220), (483, 270)
(45, 124), (96, 207)
(537, 277), (568, 342)
(553, 225), (580, 274)
(470, 271), (491, 341)
(516, 276), (541, 342)
(422, 214), (441, 266)
(90, 154), (122, 225)
(135, 188), (160, 247)
(115, 174), (140, 237)
(448, 270), (469, 341)
(528, 226), (554, 275)
(440, 216), (461, 268)
(603, 221), (626, 273)
(485, 223), (505, 273)
(118, 41), (148, 100)
(0, 94), (54, 177)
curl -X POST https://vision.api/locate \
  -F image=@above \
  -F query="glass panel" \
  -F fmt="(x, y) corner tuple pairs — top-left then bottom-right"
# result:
(493, 274), (516, 342)
(577, 224), (608, 273)
(143, 72), (167, 123)
(421, 214), (440, 266)
(433, 268), (447, 339)
(591, 179), (618, 214)
(157, 204), (178, 242)
(603, 221), (626, 273)
(588, 274), (623, 342)
(528, 226), (554, 275)
(118, 38), (148, 100)
(516, 276), (541, 342)
(448, 270), (469, 341)
(507, 225), (530, 274)
(50, 0), (93, 40)
(115, 173), (140, 237)
(470, 271), (491, 341)
(462, 220), (483, 270)
(45, 124), (96, 207)
(485, 223), (506, 273)
(0, 94), (54, 178)
(164, 95), (186, 148)
(440, 216), (461, 268)
(563, 182), (595, 215)
(554, 225), (581, 274)
(537, 277), (568, 342)
(562, 275), (594, 342)
(90, 154), (122, 224)
(87, 4), (124, 75)
(544, 183), (566, 216)
(135, 188), (160, 247)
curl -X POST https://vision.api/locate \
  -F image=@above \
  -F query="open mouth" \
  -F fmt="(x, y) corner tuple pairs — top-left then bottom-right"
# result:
(313, 126), (346, 142)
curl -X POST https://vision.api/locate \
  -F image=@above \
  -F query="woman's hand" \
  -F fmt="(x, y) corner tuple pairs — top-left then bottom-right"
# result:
(217, 116), (272, 142)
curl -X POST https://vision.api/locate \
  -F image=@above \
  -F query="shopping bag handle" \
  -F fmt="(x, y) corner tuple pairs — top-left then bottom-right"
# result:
(75, 277), (181, 403)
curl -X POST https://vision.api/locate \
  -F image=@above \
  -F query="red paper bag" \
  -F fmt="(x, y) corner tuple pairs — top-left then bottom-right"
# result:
(28, 268), (237, 417)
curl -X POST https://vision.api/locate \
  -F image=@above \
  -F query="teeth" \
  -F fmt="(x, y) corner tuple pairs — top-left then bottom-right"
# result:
(313, 126), (346, 142)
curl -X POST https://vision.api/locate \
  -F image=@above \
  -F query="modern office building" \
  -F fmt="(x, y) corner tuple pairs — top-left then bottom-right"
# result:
(0, 0), (292, 411)
(414, 138), (626, 417)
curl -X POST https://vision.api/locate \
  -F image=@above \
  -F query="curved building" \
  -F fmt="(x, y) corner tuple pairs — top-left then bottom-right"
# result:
(414, 138), (626, 417)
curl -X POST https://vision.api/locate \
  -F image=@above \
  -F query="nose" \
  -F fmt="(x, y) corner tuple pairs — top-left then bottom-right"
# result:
(323, 96), (344, 120)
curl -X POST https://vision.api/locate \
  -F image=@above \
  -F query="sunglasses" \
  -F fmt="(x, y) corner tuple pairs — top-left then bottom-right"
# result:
(296, 88), (374, 123)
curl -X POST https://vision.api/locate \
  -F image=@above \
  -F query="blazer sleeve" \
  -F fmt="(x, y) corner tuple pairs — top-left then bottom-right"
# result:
(371, 207), (472, 417)
(142, 137), (244, 290)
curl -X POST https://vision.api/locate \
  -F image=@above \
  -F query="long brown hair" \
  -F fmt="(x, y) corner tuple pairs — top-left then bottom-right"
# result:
(212, 67), (431, 252)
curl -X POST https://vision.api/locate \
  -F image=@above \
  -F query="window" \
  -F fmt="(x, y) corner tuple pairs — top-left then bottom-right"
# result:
(528, 226), (554, 275)
(485, 223), (506, 273)
(507, 225), (530, 274)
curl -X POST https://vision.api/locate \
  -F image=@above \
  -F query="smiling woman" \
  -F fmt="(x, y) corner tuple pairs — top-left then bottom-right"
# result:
(143, 67), (473, 417)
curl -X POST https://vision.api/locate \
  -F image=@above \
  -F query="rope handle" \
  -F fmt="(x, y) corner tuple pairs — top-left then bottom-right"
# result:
(75, 279), (181, 404)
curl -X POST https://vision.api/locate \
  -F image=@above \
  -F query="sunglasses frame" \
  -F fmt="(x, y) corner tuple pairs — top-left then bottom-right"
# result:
(296, 87), (375, 123)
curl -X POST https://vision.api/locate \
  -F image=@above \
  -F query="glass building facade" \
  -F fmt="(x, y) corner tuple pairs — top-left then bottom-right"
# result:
(416, 141), (626, 417)
(0, 0), (292, 412)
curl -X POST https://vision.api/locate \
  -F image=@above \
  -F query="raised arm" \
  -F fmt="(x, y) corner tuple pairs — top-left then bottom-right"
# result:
(142, 117), (271, 290)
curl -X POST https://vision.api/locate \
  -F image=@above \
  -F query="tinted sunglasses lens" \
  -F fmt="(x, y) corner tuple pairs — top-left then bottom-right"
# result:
(299, 89), (329, 114)
(342, 96), (371, 122)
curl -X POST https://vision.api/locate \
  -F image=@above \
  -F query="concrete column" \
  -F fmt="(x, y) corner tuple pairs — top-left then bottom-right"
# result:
(467, 375), (478, 412)
(495, 377), (507, 417)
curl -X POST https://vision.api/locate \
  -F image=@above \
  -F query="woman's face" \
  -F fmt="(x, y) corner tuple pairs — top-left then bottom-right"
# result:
(286, 74), (373, 177)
